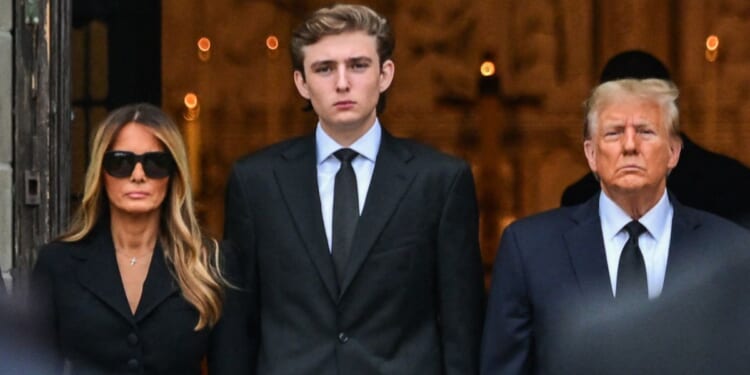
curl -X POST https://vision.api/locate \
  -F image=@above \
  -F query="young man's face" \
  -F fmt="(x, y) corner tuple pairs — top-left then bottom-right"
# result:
(294, 31), (394, 142)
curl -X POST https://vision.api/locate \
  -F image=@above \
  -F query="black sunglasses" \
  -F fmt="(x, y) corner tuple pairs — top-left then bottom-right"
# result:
(103, 151), (175, 179)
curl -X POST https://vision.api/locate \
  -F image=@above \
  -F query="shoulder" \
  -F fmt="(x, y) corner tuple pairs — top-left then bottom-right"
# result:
(389, 135), (467, 168)
(35, 227), (106, 270)
(231, 136), (310, 169)
(36, 240), (78, 264)
(383, 135), (470, 187)
(33, 240), (86, 279)
(225, 136), (312, 188)
(505, 205), (580, 236)
(678, 204), (750, 239)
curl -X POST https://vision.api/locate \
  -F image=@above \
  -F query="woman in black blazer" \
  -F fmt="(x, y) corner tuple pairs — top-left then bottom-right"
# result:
(30, 103), (249, 374)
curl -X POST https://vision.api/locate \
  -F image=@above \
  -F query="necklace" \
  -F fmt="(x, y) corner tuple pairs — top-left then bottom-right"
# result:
(115, 250), (153, 266)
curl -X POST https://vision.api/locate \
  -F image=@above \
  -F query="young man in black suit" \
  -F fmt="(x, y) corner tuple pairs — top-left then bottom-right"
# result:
(480, 78), (750, 374)
(223, 4), (484, 374)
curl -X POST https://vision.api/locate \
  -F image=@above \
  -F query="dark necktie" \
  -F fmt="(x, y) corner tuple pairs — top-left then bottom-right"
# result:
(616, 220), (648, 300)
(331, 148), (359, 286)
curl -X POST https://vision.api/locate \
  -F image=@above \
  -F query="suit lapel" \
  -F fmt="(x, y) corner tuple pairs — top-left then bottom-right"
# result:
(339, 132), (416, 296)
(564, 195), (615, 302)
(275, 136), (339, 301)
(134, 243), (179, 322)
(75, 228), (135, 323)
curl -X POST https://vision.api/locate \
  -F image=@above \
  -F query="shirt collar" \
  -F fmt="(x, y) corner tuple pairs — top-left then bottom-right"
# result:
(315, 119), (382, 165)
(599, 190), (672, 240)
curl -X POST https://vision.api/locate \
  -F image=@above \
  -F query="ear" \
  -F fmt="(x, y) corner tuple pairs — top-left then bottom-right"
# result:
(584, 139), (598, 173)
(378, 59), (395, 93)
(293, 70), (310, 100)
(667, 135), (682, 169)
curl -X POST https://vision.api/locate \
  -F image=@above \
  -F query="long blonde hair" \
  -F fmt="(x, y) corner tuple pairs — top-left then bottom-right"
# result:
(61, 103), (225, 330)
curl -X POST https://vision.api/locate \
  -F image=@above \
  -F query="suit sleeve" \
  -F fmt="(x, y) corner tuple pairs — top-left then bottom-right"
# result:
(437, 163), (485, 375)
(480, 226), (532, 375)
(207, 240), (253, 375)
(218, 166), (259, 373)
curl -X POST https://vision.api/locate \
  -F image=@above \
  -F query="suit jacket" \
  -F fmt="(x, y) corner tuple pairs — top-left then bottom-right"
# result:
(480, 193), (750, 375)
(223, 130), (485, 375)
(559, 249), (750, 375)
(29, 224), (248, 375)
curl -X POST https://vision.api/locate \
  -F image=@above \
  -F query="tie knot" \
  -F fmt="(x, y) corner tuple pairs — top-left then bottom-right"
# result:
(624, 220), (647, 238)
(334, 148), (359, 163)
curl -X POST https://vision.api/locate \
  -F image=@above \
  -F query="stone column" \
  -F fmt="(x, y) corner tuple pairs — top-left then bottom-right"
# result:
(0, 0), (13, 290)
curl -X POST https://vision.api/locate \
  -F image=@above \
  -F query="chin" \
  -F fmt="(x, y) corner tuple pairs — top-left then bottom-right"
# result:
(606, 179), (647, 194)
(116, 205), (161, 216)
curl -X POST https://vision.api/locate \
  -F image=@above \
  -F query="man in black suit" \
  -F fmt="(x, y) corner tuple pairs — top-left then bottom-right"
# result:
(223, 4), (484, 374)
(561, 50), (750, 228)
(480, 77), (750, 374)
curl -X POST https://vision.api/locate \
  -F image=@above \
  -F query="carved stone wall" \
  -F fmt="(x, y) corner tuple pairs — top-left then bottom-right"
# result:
(161, 0), (750, 268)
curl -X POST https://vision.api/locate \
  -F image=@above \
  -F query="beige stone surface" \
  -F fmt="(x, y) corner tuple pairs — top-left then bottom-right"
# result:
(0, 165), (11, 276)
(0, 0), (11, 32)
(0, 32), (10, 163)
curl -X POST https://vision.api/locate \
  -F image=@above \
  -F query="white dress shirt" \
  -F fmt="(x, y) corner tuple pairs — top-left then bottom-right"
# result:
(316, 121), (381, 252)
(599, 190), (673, 299)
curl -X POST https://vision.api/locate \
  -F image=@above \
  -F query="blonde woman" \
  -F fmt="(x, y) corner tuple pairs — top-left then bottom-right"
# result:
(30, 103), (249, 374)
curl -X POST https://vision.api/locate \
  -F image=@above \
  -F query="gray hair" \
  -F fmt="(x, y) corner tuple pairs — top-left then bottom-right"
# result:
(583, 78), (679, 139)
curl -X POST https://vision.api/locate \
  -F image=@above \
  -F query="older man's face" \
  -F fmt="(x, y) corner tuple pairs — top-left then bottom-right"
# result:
(584, 96), (681, 201)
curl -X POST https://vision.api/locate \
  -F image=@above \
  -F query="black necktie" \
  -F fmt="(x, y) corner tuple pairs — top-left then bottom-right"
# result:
(332, 148), (359, 286)
(616, 220), (648, 300)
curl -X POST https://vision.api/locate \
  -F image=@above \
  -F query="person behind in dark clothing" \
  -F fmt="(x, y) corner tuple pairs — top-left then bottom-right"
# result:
(561, 50), (750, 228)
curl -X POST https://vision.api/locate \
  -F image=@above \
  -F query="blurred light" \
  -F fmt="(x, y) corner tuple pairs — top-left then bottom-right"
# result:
(480, 61), (496, 77)
(705, 49), (718, 63)
(197, 37), (211, 52)
(184, 93), (199, 109)
(706, 35), (719, 51)
(266, 35), (279, 50)
(183, 93), (200, 121)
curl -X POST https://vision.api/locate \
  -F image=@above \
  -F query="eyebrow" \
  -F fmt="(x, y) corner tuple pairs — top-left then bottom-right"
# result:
(309, 56), (374, 69)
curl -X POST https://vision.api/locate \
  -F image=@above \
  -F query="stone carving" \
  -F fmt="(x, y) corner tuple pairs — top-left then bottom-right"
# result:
(391, 0), (478, 111)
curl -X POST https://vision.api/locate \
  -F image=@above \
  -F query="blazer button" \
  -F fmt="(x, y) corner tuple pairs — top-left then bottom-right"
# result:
(338, 332), (349, 343)
(127, 333), (139, 346)
(127, 358), (139, 370)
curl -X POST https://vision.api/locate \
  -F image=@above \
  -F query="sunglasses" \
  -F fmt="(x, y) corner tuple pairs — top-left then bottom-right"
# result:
(103, 151), (175, 179)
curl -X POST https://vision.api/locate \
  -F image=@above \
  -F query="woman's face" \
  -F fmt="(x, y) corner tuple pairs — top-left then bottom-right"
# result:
(103, 122), (171, 218)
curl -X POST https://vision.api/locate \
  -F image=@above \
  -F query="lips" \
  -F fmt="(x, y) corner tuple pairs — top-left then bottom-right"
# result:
(619, 165), (645, 172)
(125, 192), (150, 199)
(334, 100), (355, 109)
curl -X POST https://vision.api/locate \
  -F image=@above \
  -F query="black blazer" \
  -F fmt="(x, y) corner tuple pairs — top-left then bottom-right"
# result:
(223, 130), (485, 374)
(480, 193), (750, 375)
(30, 225), (249, 375)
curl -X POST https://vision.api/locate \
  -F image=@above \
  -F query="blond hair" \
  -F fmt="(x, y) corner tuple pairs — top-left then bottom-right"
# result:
(61, 103), (225, 330)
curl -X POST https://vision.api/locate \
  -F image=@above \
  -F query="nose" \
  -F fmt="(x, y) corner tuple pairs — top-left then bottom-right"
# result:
(335, 66), (350, 92)
(130, 161), (147, 181)
(623, 126), (637, 152)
